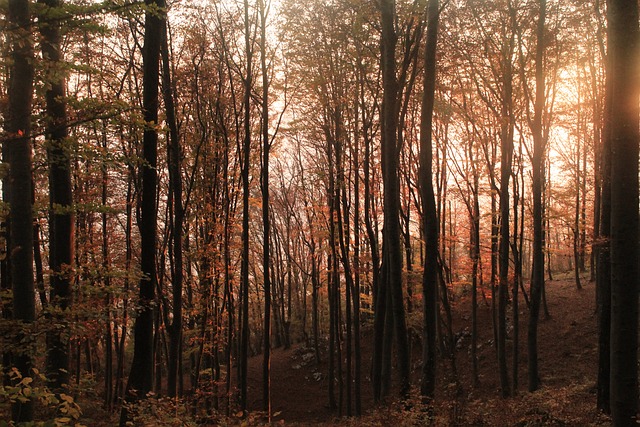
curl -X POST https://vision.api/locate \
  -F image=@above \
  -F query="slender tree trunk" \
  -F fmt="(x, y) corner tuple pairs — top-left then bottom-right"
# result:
(120, 0), (162, 422)
(239, 0), (253, 414)
(419, 0), (440, 400)
(511, 164), (520, 394)
(379, 0), (411, 399)
(33, 195), (48, 309)
(528, 0), (546, 393)
(471, 163), (480, 388)
(102, 133), (112, 410)
(353, 112), (362, 416)
(498, 4), (515, 397)
(258, 0), (271, 418)
(498, 5), (515, 397)
(574, 121), (582, 289)
(161, 18), (183, 400)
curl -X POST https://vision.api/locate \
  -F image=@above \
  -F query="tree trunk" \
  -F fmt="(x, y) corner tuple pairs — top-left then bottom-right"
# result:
(259, 0), (271, 418)
(608, 0), (639, 423)
(353, 106), (362, 416)
(497, 4), (515, 398)
(6, 0), (35, 421)
(471, 162), (480, 388)
(102, 133), (112, 409)
(596, 21), (612, 414)
(528, 0), (546, 393)
(161, 18), (183, 400)
(39, 0), (74, 393)
(120, 0), (162, 422)
(379, 0), (411, 399)
(239, 0), (253, 413)
(419, 0), (440, 400)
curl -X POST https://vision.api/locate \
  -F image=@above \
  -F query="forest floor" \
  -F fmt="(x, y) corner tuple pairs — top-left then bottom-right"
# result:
(244, 274), (610, 425)
(4, 274), (610, 425)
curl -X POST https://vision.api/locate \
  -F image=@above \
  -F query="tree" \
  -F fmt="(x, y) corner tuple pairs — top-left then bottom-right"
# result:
(161, 14), (183, 399)
(239, 0), (254, 412)
(528, 0), (546, 393)
(377, 0), (411, 399)
(6, 0), (35, 421)
(120, 0), (162, 421)
(497, 1), (516, 398)
(259, 0), (272, 418)
(419, 0), (440, 400)
(39, 0), (74, 392)
(608, 0), (639, 423)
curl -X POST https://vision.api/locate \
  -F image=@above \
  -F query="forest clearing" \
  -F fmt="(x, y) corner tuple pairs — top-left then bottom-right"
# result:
(1, 0), (638, 424)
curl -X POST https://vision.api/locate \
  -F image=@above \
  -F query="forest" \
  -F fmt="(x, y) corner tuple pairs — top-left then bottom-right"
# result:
(0, 0), (638, 425)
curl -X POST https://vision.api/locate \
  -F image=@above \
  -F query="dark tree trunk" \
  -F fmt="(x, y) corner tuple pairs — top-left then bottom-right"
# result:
(528, 0), (546, 393)
(608, 0), (639, 423)
(33, 194), (48, 309)
(161, 18), (183, 399)
(120, 0), (162, 422)
(259, 0), (271, 418)
(511, 160), (520, 394)
(596, 30), (612, 415)
(239, 0), (253, 413)
(497, 4), (516, 399)
(6, 0), (35, 422)
(102, 132), (112, 410)
(39, 0), (74, 393)
(335, 122), (355, 415)
(471, 162), (480, 388)
(419, 0), (440, 400)
(352, 107), (362, 416)
(379, 0), (411, 399)
(574, 128), (582, 290)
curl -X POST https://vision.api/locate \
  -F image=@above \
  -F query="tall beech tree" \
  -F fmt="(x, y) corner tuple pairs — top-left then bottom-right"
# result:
(259, 0), (272, 418)
(6, 0), (35, 422)
(120, 0), (162, 421)
(608, 0), (639, 423)
(419, 0), (440, 400)
(39, 0), (74, 392)
(528, 0), (546, 393)
(497, 1), (516, 398)
(239, 0), (253, 412)
(376, 0), (411, 400)
(161, 16), (183, 399)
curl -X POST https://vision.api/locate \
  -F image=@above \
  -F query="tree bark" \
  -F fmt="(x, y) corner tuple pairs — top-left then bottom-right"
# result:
(239, 0), (253, 412)
(39, 0), (74, 393)
(161, 18), (183, 399)
(6, 0), (35, 421)
(608, 0), (639, 423)
(379, 0), (411, 399)
(120, 0), (162, 422)
(528, 0), (546, 393)
(497, 3), (516, 398)
(419, 0), (440, 400)
(259, 0), (271, 419)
